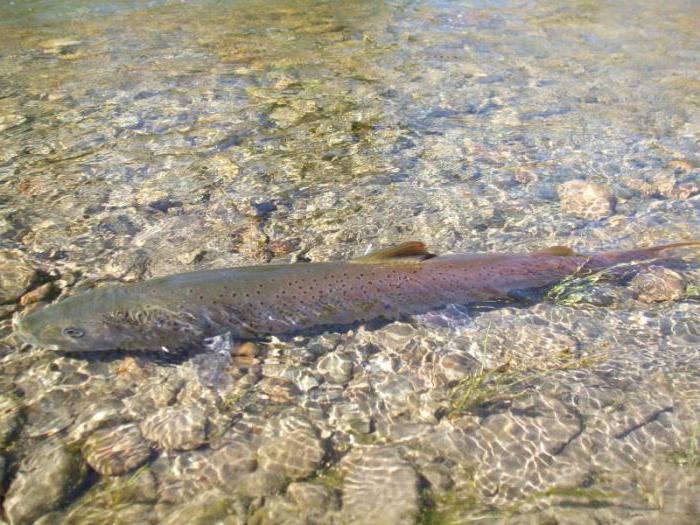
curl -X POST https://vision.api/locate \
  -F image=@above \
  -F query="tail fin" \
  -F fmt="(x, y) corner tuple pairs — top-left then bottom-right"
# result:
(587, 241), (700, 269)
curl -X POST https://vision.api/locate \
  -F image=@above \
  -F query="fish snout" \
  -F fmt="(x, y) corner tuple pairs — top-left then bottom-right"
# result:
(12, 312), (36, 346)
(12, 311), (59, 350)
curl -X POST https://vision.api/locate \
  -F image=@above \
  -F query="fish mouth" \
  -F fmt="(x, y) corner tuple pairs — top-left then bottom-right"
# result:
(11, 313), (60, 350)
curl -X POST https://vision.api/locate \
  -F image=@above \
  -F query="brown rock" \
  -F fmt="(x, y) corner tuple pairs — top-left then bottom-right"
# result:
(234, 342), (259, 358)
(19, 283), (54, 306)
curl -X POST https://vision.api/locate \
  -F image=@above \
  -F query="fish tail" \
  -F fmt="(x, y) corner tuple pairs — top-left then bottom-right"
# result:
(587, 241), (700, 270)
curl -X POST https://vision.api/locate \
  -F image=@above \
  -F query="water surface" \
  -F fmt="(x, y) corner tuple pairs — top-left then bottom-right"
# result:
(0, 1), (699, 523)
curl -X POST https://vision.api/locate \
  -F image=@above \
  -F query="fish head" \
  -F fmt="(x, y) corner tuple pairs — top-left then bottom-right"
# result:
(13, 288), (142, 352)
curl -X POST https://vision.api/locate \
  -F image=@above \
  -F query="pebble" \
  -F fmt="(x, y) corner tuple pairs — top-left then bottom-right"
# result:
(269, 100), (318, 128)
(82, 423), (152, 476)
(558, 180), (615, 220)
(419, 463), (454, 492)
(432, 351), (479, 386)
(257, 414), (325, 480)
(640, 172), (700, 200)
(0, 304), (16, 319)
(144, 377), (185, 407)
(135, 186), (171, 209)
(268, 238), (300, 257)
(0, 250), (38, 303)
(202, 154), (240, 181)
(341, 446), (419, 525)
(161, 488), (243, 525)
(0, 394), (20, 447)
(65, 404), (124, 444)
(38, 38), (82, 54)
(287, 482), (336, 510)
(0, 113), (28, 133)
(317, 351), (354, 384)
(513, 167), (538, 184)
(673, 180), (700, 200)
(257, 377), (301, 403)
(19, 282), (54, 306)
(630, 266), (686, 303)
(234, 341), (259, 358)
(24, 389), (78, 438)
(4, 442), (87, 525)
(0, 454), (5, 488)
(667, 159), (694, 173)
(140, 407), (208, 451)
(233, 468), (287, 500)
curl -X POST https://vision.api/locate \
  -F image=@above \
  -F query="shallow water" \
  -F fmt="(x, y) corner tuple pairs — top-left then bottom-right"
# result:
(0, 0), (699, 523)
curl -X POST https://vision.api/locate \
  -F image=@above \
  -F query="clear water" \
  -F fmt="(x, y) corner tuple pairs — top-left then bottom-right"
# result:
(0, 1), (698, 523)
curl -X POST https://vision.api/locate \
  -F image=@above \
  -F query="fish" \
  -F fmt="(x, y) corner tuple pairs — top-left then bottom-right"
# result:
(14, 240), (699, 352)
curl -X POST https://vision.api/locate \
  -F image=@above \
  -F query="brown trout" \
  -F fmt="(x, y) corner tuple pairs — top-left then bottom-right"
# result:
(14, 240), (699, 352)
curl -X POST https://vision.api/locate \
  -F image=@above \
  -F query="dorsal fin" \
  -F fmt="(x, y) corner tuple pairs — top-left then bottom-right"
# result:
(352, 241), (435, 263)
(534, 245), (577, 256)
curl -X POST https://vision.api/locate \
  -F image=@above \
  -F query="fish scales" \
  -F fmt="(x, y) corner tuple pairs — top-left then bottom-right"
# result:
(14, 240), (699, 352)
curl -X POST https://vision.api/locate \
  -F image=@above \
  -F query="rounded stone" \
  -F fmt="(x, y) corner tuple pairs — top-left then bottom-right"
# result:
(82, 423), (152, 476)
(0, 250), (38, 303)
(0, 394), (21, 447)
(287, 481), (335, 510)
(341, 446), (419, 525)
(630, 266), (686, 303)
(558, 180), (615, 220)
(19, 283), (54, 306)
(161, 488), (242, 525)
(4, 442), (87, 525)
(317, 351), (354, 384)
(433, 351), (480, 386)
(257, 414), (325, 480)
(140, 407), (208, 451)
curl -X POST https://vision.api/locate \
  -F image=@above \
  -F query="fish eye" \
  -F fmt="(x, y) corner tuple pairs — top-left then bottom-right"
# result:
(62, 327), (85, 338)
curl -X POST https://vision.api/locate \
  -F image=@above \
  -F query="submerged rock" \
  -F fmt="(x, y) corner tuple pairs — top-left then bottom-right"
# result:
(0, 394), (21, 447)
(82, 422), (152, 476)
(0, 454), (6, 492)
(558, 180), (615, 220)
(639, 169), (699, 201)
(630, 266), (686, 303)
(316, 351), (355, 384)
(257, 413), (325, 480)
(287, 481), (337, 511)
(341, 446), (419, 525)
(140, 407), (208, 451)
(0, 250), (38, 303)
(4, 442), (87, 525)
(19, 282), (55, 306)
(161, 488), (243, 525)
